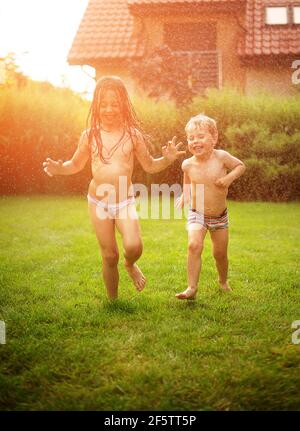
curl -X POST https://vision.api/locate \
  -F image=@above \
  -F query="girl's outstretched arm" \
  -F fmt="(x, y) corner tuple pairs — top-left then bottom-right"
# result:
(43, 131), (90, 177)
(134, 135), (185, 174)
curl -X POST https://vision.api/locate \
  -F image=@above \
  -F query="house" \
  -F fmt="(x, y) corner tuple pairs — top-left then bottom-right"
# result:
(68, 0), (300, 96)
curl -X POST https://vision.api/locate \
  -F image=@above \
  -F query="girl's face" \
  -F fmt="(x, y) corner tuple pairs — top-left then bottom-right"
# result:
(99, 89), (123, 128)
(186, 125), (216, 158)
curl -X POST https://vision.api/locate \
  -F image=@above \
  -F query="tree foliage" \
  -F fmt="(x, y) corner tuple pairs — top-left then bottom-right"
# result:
(0, 52), (28, 88)
(128, 45), (197, 105)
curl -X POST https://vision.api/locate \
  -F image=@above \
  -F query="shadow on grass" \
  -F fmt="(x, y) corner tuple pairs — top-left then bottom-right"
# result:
(102, 299), (140, 315)
(174, 300), (210, 311)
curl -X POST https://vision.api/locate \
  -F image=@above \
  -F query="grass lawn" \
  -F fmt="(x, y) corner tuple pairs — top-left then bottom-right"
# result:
(0, 196), (299, 411)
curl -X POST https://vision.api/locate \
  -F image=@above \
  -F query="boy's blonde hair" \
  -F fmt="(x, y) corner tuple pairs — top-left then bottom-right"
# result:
(185, 114), (218, 143)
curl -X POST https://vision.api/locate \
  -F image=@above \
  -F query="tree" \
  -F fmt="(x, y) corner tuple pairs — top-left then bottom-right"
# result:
(128, 45), (198, 105)
(0, 53), (28, 88)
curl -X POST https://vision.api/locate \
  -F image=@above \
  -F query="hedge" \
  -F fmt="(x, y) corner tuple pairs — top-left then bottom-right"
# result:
(0, 82), (299, 201)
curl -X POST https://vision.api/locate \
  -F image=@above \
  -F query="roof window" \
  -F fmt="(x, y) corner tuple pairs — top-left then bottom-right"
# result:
(265, 6), (288, 24)
(293, 6), (300, 24)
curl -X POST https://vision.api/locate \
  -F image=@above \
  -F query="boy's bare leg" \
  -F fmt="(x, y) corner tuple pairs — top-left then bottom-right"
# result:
(115, 205), (146, 291)
(88, 203), (119, 300)
(210, 228), (231, 291)
(176, 226), (207, 299)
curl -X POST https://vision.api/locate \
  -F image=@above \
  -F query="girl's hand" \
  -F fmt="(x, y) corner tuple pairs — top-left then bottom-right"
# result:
(43, 158), (63, 177)
(215, 176), (231, 188)
(162, 136), (186, 162)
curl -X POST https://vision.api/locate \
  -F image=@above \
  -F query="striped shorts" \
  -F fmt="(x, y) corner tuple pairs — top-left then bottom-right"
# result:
(187, 208), (229, 231)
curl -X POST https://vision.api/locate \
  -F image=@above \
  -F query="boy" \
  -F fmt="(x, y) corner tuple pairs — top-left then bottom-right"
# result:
(176, 114), (246, 300)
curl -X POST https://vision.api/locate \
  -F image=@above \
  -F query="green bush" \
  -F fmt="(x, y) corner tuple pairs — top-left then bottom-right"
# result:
(0, 80), (90, 195)
(0, 83), (299, 201)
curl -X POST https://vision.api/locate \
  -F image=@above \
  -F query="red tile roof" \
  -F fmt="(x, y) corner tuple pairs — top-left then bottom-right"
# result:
(239, 0), (300, 57)
(128, 0), (238, 4)
(128, 0), (243, 14)
(68, 0), (145, 65)
(68, 0), (300, 65)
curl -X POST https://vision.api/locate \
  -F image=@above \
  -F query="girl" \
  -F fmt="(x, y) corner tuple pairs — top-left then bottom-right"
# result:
(43, 76), (185, 300)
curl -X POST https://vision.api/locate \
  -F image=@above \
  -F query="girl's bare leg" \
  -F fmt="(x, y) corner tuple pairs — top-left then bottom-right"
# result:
(88, 203), (119, 300)
(176, 226), (207, 299)
(210, 228), (231, 291)
(115, 205), (146, 291)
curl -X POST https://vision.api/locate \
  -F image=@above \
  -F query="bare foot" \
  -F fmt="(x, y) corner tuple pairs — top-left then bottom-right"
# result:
(219, 281), (232, 292)
(125, 262), (146, 292)
(175, 287), (198, 300)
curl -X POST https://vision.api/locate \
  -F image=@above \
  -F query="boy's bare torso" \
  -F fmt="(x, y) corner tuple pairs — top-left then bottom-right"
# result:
(185, 150), (228, 216)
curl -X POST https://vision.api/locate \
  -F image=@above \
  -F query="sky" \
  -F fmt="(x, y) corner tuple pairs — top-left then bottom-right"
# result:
(0, 0), (95, 98)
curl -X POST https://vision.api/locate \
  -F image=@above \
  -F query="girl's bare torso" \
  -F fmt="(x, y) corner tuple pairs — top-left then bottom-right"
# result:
(88, 131), (135, 203)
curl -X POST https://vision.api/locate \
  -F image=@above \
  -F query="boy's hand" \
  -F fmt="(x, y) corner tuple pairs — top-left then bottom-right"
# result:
(162, 136), (185, 162)
(43, 158), (63, 177)
(215, 176), (232, 188)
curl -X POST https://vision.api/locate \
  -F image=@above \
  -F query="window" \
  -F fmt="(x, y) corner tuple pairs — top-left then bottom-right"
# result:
(265, 5), (300, 25)
(265, 6), (288, 24)
(293, 6), (300, 24)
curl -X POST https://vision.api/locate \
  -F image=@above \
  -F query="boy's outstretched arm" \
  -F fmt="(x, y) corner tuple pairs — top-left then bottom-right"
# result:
(43, 132), (89, 177)
(176, 163), (191, 208)
(183, 171), (191, 205)
(215, 151), (246, 188)
(134, 135), (186, 174)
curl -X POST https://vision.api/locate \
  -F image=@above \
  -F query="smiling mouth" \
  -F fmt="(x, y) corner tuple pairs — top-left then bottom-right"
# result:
(103, 116), (117, 122)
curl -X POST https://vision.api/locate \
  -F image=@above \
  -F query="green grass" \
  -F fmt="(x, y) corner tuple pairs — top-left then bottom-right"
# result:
(0, 196), (300, 410)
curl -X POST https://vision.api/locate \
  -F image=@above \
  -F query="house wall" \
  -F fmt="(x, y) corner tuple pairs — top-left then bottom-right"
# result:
(95, 63), (137, 94)
(94, 11), (246, 95)
(245, 65), (298, 96)
(143, 11), (246, 92)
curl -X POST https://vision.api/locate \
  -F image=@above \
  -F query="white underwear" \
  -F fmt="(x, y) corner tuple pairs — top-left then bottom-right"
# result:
(87, 194), (136, 219)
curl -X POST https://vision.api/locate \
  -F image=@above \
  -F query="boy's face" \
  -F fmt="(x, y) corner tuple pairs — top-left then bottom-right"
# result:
(99, 90), (123, 128)
(186, 125), (216, 158)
